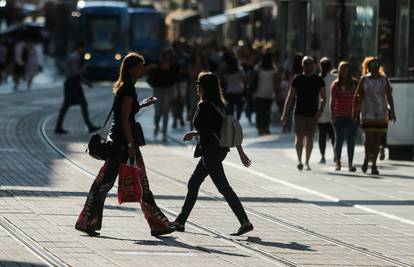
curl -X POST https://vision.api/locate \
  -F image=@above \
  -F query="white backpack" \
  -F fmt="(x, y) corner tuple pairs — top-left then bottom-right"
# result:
(212, 104), (243, 148)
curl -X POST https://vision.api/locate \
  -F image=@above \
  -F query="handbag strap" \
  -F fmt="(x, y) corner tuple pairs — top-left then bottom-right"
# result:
(99, 105), (114, 135)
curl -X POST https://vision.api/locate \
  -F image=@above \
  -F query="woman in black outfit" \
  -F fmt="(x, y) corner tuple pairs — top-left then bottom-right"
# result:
(75, 52), (175, 237)
(171, 72), (253, 236)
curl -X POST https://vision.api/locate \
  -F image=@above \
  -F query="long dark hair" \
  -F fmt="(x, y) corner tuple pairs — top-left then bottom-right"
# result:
(260, 52), (275, 70)
(198, 72), (226, 109)
(113, 52), (145, 94)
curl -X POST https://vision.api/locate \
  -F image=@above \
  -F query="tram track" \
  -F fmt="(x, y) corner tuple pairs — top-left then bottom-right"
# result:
(39, 114), (294, 267)
(39, 110), (414, 267)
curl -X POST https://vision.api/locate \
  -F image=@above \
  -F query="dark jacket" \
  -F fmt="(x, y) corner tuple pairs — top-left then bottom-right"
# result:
(193, 101), (229, 158)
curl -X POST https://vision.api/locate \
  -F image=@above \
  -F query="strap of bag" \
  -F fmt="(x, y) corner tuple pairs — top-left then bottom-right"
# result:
(99, 105), (114, 135)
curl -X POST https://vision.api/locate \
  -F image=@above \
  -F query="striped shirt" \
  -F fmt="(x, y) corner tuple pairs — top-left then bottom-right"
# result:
(331, 80), (357, 118)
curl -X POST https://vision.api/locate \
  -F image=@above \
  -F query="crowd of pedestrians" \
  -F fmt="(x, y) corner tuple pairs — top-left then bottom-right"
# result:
(0, 35), (40, 90)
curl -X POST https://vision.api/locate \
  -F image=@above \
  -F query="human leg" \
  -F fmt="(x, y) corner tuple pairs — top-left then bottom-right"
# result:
(333, 118), (345, 170)
(318, 123), (328, 162)
(175, 159), (209, 225)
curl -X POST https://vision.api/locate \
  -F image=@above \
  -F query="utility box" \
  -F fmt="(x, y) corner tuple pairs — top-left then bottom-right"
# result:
(387, 79), (414, 160)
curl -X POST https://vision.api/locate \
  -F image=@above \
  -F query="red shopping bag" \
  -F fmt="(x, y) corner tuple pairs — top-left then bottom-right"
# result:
(118, 158), (142, 204)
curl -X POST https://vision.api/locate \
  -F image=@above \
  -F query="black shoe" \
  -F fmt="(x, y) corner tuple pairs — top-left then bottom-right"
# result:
(349, 165), (357, 172)
(75, 225), (100, 237)
(151, 226), (176, 237)
(371, 166), (379, 175)
(361, 159), (368, 173)
(230, 222), (253, 236)
(170, 221), (185, 232)
(54, 128), (68, 134)
(297, 163), (303, 171)
(88, 125), (100, 133)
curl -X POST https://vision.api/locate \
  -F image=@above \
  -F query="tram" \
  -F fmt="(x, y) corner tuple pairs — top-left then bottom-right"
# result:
(129, 6), (166, 63)
(76, 1), (129, 79)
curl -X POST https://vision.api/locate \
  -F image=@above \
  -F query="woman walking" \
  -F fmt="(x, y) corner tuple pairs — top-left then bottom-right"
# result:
(75, 52), (175, 237)
(331, 61), (358, 171)
(220, 51), (245, 120)
(254, 52), (278, 135)
(353, 57), (396, 175)
(317, 57), (336, 164)
(171, 72), (253, 236)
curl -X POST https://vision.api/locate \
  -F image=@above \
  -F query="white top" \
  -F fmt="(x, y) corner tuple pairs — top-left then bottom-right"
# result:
(224, 71), (244, 94)
(14, 41), (26, 66)
(318, 72), (336, 123)
(255, 68), (275, 99)
(25, 45), (39, 79)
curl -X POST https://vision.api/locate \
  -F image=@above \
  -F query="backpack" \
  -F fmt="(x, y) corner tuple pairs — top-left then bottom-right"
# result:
(211, 104), (243, 148)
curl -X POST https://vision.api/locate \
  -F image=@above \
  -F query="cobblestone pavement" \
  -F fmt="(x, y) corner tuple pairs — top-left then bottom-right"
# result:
(0, 83), (413, 267)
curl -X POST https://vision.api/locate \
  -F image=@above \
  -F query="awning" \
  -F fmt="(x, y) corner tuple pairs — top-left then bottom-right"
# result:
(201, 1), (274, 29)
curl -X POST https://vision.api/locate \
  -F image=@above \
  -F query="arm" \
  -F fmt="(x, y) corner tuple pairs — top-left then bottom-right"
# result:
(236, 145), (251, 167)
(281, 85), (295, 125)
(317, 86), (326, 118)
(385, 80), (396, 122)
(121, 97), (135, 158)
(352, 78), (364, 121)
(330, 83), (336, 120)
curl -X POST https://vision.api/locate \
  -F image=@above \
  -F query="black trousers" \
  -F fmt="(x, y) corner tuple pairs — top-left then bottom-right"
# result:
(176, 151), (249, 225)
(318, 122), (335, 157)
(55, 78), (93, 130)
(225, 93), (244, 120)
(255, 98), (272, 131)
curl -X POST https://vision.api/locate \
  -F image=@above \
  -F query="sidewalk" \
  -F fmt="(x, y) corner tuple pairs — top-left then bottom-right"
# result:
(0, 84), (413, 266)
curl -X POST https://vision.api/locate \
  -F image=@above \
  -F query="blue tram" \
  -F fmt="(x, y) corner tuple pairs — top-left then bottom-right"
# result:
(129, 6), (165, 63)
(76, 1), (129, 79)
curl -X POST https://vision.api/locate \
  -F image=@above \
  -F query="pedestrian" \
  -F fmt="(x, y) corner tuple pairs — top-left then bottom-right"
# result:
(171, 72), (253, 236)
(54, 42), (99, 134)
(353, 57), (396, 175)
(12, 37), (26, 90)
(317, 57), (336, 164)
(75, 52), (175, 237)
(240, 43), (256, 125)
(254, 51), (278, 135)
(281, 56), (326, 171)
(331, 61), (358, 171)
(220, 51), (245, 120)
(188, 49), (207, 130)
(172, 41), (190, 129)
(277, 70), (290, 132)
(147, 49), (178, 142)
(25, 40), (39, 90)
(0, 38), (7, 84)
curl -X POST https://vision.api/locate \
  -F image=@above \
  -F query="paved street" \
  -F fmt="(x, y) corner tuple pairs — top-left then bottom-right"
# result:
(0, 82), (414, 267)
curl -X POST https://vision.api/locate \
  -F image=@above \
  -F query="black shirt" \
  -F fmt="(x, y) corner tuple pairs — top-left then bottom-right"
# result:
(193, 101), (229, 158)
(147, 65), (178, 88)
(108, 79), (140, 146)
(291, 74), (325, 117)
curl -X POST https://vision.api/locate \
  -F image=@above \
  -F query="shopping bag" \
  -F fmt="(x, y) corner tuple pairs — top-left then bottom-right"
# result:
(118, 158), (142, 204)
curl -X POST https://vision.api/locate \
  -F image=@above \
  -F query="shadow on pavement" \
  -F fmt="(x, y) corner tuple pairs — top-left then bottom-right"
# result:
(0, 261), (47, 267)
(2, 189), (414, 206)
(97, 236), (249, 257)
(243, 237), (315, 251)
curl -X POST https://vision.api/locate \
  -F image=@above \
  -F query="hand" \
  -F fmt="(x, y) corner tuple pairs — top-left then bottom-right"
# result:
(280, 114), (286, 126)
(389, 111), (396, 123)
(127, 146), (136, 159)
(183, 132), (197, 142)
(239, 150), (252, 168)
(141, 96), (157, 107)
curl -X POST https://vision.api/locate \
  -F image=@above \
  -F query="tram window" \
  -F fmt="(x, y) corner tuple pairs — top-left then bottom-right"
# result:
(131, 14), (163, 41)
(86, 15), (120, 51)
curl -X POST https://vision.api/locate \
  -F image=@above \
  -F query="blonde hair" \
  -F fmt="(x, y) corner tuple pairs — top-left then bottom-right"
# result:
(113, 52), (145, 94)
(336, 61), (354, 90)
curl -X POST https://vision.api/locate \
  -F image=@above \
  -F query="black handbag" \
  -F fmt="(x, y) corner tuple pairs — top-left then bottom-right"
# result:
(87, 107), (113, 160)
